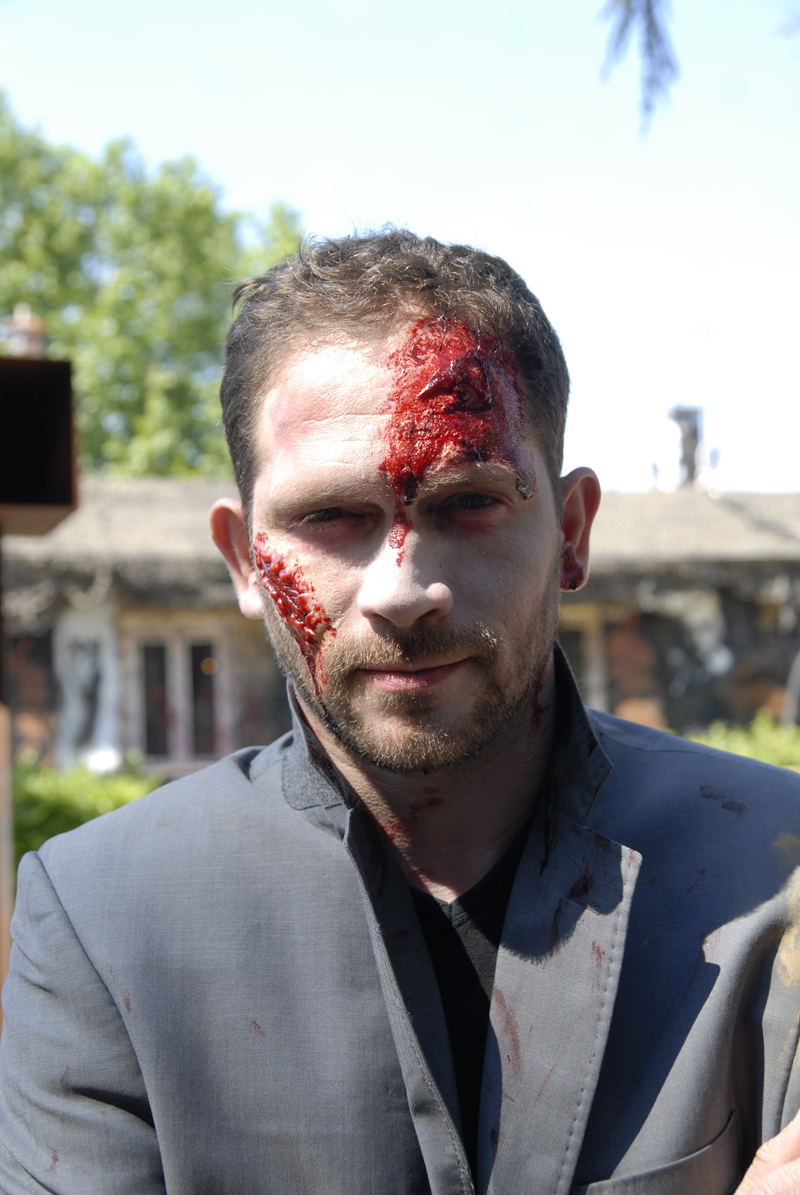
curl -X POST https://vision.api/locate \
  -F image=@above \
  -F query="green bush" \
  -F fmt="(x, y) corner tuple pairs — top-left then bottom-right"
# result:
(12, 760), (162, 867)
(686, 709), (800, 771)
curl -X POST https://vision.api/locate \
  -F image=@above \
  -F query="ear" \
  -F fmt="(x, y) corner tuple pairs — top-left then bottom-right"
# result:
(559, 468), (601, 593)
(209, 498), (264, 620)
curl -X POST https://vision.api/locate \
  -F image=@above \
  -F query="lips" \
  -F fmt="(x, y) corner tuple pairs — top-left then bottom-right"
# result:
(359, 659), (469, 692)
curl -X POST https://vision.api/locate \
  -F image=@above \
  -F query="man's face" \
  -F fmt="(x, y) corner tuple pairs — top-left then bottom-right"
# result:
(239, 320), (568, 772)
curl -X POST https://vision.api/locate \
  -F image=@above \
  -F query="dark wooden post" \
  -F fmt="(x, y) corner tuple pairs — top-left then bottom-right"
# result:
(0, 540), (10, 1008)
(0, 330), (76, 1025)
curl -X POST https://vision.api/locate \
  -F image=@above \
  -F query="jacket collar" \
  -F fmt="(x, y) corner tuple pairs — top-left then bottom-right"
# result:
(548, 643), (613, 824)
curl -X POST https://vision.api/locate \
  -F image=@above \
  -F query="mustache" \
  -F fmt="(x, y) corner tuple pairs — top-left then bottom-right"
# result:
(323, 622), (500, 676)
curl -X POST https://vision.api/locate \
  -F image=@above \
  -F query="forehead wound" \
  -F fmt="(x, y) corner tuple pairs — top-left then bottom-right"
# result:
(381, 319), (528, 503)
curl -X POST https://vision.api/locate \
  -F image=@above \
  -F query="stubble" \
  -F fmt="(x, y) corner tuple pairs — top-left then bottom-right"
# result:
(260, 562), (560, 773)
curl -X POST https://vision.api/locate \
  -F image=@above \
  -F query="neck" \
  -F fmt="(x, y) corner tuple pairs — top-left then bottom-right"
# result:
(302, 658), (558, 902)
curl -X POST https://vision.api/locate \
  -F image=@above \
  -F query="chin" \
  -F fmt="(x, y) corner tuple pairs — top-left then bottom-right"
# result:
(326, 678), (531, 774)
(331, 722), (484, 774)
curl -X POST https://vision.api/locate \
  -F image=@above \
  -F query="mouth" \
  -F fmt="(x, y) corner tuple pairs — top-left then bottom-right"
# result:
(357, 658), (471, 692)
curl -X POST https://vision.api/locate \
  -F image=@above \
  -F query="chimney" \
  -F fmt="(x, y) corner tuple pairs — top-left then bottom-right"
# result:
(2, 304), (47, 359)
(669, 406), (701, 487)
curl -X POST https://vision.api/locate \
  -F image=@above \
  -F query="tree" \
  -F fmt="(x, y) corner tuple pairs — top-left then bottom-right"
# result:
(0, 93), (300, 475)
(600, 0), (679, 126)
(601, 0), (800, 127)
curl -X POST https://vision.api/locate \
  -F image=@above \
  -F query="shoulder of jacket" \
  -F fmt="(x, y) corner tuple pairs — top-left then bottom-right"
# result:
(37, 735), (297, 869)
(589, 709), (800, 788)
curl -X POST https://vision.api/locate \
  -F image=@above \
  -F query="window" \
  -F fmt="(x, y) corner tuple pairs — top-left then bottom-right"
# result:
(119, 613), (235, 771)
(191, 644), (216, 755)
(143, 645), (168, 756)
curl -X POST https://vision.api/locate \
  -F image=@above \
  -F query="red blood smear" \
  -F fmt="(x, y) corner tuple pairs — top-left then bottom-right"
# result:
(253, 533), (335, 694)
(408, 795), (445, 822)
(560, 545), (584, 591)
(387, 510), (411, 568)
(381, 321), (531, 560)
(382, 815), (407, 844)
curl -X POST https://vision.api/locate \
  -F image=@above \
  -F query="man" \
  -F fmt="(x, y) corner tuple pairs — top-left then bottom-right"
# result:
(1, 231), (799, 1194)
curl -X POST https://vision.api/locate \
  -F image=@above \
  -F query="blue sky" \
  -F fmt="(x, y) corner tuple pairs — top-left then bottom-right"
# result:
(2, 0), (798, 491)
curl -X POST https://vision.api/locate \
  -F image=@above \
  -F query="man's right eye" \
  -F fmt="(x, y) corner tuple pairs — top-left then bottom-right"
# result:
(291, 506), (377, 543)
(301, 508), (348, 524)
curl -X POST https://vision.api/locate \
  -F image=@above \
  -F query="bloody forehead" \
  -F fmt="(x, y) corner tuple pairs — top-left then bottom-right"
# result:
(380, 320), (528, 506)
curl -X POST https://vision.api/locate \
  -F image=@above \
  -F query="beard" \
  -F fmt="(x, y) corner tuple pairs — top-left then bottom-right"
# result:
(261, 565), (561, 774)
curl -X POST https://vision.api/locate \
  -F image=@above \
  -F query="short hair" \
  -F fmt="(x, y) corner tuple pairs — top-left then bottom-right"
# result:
(220, 230), (570, 521)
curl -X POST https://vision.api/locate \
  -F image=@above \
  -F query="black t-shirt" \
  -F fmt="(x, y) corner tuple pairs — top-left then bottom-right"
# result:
(409, 826), (529, 1183)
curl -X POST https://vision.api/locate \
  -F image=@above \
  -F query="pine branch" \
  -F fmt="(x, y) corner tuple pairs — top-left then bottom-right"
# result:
(601, 0), (679, 129)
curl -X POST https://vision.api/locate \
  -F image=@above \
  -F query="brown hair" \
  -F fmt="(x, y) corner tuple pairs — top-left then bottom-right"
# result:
(220, 230), (570, 519)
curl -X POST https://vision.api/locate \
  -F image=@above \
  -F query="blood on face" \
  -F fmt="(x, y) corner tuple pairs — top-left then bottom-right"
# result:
(560, 544), (584, 591)
(380, 320), (534, 561)
(252, 533), (335, 695)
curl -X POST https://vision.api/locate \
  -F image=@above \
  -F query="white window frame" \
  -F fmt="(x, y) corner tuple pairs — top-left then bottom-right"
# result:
(118, 610), (237, 766)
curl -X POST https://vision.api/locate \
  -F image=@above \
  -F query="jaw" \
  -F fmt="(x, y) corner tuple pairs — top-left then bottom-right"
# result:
(313, 642), (553, 774)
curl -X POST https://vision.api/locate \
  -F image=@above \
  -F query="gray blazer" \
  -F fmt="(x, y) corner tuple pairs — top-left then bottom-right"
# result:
(1, 675), (800, 1194)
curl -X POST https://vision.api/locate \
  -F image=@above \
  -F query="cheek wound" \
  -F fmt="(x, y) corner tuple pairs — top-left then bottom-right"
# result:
(252, 533), (335, 694)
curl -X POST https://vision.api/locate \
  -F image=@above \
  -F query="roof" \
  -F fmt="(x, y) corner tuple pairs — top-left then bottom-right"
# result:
(589, 490), (800, 571)
(4, 478), (800, 572)
(4, 477), (235, 566)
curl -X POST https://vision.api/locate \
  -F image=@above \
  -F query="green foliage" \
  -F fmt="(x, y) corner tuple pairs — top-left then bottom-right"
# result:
(686, 709), (800, 771)
(12, 759), (162, 867)
(0, 92), (300, 475)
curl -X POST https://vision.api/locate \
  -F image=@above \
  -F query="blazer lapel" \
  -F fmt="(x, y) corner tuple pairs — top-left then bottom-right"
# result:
(480, 651), (642, 1195)
(344, 804), (475, 1195)
(480, 813), (641, 1195)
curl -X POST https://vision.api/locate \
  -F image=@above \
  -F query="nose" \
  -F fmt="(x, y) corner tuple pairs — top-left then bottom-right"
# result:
(357, 532), (454, 630)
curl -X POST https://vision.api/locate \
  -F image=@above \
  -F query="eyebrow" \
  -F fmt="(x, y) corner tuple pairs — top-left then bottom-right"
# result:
(413, 460), (531, 494)
(265, 478), (391, 518)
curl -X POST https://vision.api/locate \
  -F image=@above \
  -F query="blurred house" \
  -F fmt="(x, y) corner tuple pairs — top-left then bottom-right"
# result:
(3, 478), (800, 772)
(561, 489), (800, 731)
(3, 478), (290, 775)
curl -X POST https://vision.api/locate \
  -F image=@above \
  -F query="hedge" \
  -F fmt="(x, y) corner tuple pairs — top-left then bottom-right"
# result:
(12, 760), (162, 868)
(686, 709), (800, 771)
